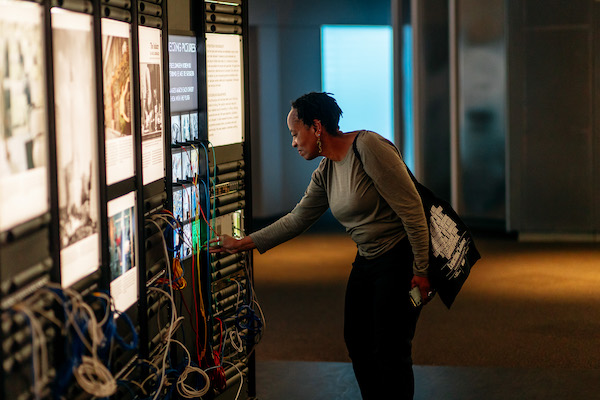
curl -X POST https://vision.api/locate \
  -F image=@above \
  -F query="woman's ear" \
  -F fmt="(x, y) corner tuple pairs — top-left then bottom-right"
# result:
(313, 119), (322, 136)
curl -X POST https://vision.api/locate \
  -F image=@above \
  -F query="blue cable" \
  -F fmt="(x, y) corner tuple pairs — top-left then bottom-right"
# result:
(235, 305), (263, 344)
(199, 178), (213, 344)
(51, 288), (89, 398)
(112, 310), (139, 351)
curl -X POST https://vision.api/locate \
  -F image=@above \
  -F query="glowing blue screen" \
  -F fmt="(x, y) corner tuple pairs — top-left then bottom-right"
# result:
(321, 25), (394, 143)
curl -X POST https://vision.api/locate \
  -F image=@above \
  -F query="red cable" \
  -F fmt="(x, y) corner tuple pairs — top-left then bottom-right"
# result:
(190, 250), (202, 363)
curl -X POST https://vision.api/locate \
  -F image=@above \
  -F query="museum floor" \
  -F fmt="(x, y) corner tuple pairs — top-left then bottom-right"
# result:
(251, 233), (600, 399)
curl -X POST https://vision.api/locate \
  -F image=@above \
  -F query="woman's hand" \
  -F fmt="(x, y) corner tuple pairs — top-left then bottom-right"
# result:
(411, 275), (435, 305)
(208, 234), (237, 254)
(208, 235), (256, 254)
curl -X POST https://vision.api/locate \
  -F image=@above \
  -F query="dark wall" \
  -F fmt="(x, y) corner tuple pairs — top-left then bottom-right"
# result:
(508, 0), (600, 236)
(248, 0), (392, 218)
(417, 0), (451, 202)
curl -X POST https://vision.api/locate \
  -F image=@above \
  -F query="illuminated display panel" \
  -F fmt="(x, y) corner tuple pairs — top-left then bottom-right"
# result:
(168, 35), (198, 114)
(51, 8), (100, 287)
(205, 33), (243, 147)
(172, 150), (182, 182)
(168, 35), (205, 261)
(0, 1), (49, 232)
(108, 192), (138, 312)
(102, 18), (134, 185)
(139, 26), (164, 185)
(321, 25), (394, 143)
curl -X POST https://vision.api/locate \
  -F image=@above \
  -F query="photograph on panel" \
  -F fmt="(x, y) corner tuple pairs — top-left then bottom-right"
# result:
(190, 147), (198, 179)
(102, 18), (134, 185)
(172, 188), (183, 257)
(186, 185), (196, 220)
(109, 206), (134, 280)
(181, 113), (191, 142)
(102, 21), (132, 139)
(172, 151), (182, 183)
(140, 62), (162, 138)
(190, 111), (198, 140)
(139, 35), (163, 139)
(108, 192), (138, 312)
(182, 223), (192, 258)
(139, 26), (164, 185)
(52, 9), (100, 286)
(181, 147), (191, 180)
(182, 184), (190, 221)
(0, 1), (49, 232)
(173, 187), (183, 222)
(171, 113), (181, 144)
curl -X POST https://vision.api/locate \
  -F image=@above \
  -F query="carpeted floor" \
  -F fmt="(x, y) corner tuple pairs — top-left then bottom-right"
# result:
(252, 233), (600, 369)
(255, 360), (600, 400)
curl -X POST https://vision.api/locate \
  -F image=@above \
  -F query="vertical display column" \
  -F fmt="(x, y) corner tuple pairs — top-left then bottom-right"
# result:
(51, 8), (101, 288)
(139, 25), (165, 186)
(0, 1), (49, 233)
(102, 18), (136, 186)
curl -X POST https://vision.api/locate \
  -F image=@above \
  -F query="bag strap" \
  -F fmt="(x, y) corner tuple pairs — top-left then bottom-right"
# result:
(352, 131), (420, 186)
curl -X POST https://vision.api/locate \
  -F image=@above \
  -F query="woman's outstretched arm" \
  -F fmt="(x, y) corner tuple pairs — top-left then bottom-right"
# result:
(208, 235), (256, 254)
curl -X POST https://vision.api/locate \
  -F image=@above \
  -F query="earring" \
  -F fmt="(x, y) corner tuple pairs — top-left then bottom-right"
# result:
(317, 137), (322, 154)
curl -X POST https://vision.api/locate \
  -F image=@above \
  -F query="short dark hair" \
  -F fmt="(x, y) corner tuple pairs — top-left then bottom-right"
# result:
(291, 92), (343, 136)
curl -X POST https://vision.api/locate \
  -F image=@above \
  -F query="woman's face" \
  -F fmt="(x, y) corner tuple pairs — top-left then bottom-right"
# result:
(287, 108), (318, 160)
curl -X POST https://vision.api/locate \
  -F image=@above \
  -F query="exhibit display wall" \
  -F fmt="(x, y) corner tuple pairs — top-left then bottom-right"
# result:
(0, 1), (257, 399)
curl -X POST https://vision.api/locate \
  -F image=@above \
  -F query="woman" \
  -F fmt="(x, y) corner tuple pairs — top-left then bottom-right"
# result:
(210, 92), (431, 399)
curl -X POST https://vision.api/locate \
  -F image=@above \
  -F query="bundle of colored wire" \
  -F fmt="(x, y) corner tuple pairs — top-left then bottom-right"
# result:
(74, 355), (116, 397)
(224, 361), (245, 400)
(204, 360), (244, 400)
(143, 286), (181, 400)
(198, 143), (217, 354)
(157, 256), (186, 289)
(187, 174), (208, 363)
(171, 339), (211, 398)
(242, 262), (267, 342)
(147, 216), (199, 400)
(42, 284), (117, 397)
(150, 211), (205, 366)
(197, 141), (250, 396)
(224, 279), (245, 355)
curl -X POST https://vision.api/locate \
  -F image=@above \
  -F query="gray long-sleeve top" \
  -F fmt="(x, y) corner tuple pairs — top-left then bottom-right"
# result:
(250, 130), (430, 276)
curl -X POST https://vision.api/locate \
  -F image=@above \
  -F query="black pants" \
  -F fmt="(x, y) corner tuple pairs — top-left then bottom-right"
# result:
(344, 238), (421, 400)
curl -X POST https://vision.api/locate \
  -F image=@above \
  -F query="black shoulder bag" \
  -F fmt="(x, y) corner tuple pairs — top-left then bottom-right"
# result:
(352, 132), (481, 308)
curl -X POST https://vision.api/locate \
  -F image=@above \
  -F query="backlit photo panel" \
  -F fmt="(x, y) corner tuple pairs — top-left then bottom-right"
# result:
(171, 114), (180, 144)
(181, 113), (191, 142)
(182, 184), (190, 221)
(182, 223), (191, 258)
(181, 148), (191, 180)
(173, 188), (183, 221)
(102, 18), (134, 185)
(139, 26), (164, 185)
(172, 151), (182, 182)
(186, 185), (196, 219)
(51, 9), (100, 287)
(0, 1), (49, 232)
(190, 148), (198, 179)
(108, 192), (138, 312)
(190, 112), (198, 140)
